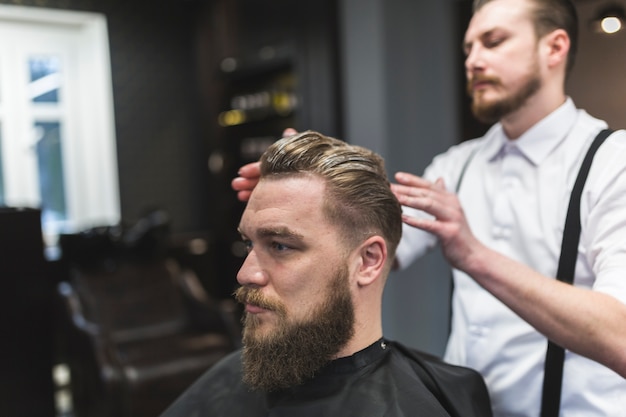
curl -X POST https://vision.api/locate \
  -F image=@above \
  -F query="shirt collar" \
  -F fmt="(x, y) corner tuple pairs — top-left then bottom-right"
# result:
(486, 97), (578, 165)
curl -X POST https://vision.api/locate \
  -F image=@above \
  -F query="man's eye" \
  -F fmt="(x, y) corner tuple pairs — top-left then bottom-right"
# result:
(271, 242), (290, 252)
(243, 240), (253, 253)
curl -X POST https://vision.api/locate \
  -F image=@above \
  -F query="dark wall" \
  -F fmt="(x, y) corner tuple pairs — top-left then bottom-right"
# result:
(193, 0), (342, 298)
(0, 0), (211, 233)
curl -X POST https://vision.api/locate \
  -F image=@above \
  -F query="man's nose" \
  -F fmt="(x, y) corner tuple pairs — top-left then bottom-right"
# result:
(236, 249), (268, 287)
(464, 44), (484, 75)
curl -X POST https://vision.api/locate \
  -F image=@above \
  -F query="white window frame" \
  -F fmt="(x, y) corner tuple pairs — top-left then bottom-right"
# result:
(0, 5), (120, 249)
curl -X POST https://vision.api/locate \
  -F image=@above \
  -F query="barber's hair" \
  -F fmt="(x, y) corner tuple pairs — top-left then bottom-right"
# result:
(259, 130), (402, 260)
(473, 0), (578, 77)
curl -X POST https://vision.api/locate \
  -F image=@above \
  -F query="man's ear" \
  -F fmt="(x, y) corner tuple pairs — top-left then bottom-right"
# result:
(543, 28), (570, 69)
(355, 236), (387, 287)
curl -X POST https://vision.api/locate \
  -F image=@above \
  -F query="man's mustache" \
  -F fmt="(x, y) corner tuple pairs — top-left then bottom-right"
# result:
(234, 286), (287, 316)
(467, 74), (501, 96)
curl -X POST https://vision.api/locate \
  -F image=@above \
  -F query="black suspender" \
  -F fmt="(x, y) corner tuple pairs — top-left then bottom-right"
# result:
(540, 128), (613, 417)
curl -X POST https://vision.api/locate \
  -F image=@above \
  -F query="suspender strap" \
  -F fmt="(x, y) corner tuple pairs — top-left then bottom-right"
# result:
(540, 128), (613, 417)
(447, 147), (479, 335)
(455, 147), (478, 193)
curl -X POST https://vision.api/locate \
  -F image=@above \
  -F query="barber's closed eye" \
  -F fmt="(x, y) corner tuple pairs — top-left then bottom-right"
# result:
(484, 34), (506, 49)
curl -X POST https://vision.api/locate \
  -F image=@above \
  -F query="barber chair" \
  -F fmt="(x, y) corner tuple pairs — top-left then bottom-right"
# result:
(55, 214), (241, 417)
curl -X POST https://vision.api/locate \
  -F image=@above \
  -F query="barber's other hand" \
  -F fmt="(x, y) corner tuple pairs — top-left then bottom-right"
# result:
(231, 128), (299, 202)
(391, 172), (480, 270)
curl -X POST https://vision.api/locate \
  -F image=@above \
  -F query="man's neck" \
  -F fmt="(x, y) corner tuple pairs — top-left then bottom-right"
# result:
(500, 90), (567, 140)
(333, 321), (383, 360)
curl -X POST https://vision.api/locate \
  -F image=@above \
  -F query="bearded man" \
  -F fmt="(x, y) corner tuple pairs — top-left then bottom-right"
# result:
(159, 131), (492, 417)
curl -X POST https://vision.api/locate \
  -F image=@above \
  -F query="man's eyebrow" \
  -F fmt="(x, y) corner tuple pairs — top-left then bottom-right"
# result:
(238, 226), (304, 241)
(257, 226), (303, 241)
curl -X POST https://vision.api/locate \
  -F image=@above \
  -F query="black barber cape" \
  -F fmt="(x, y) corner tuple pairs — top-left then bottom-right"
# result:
(159, 339), (492, 417)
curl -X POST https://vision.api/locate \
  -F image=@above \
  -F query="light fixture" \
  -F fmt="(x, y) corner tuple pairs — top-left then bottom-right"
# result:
(592, 4), (626, 34)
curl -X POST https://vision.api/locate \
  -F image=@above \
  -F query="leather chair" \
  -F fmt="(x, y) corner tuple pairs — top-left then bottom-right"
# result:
(55, 216), (241, 417)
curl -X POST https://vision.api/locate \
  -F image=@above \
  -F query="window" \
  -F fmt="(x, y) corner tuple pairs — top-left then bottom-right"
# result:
(0, 5), (120, 256)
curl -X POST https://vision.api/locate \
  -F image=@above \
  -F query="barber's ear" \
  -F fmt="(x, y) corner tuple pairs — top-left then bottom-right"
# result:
(544, 28), (569, 69)
(356, 236), (387, 287)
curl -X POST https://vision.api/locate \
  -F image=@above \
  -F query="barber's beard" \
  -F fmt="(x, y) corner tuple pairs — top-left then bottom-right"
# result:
(234, 265), (355, 392)
(468, 61), (541, 125)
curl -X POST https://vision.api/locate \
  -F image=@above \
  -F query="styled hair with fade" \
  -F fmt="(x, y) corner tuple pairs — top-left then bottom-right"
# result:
(259, 130), (403, 262)
(473, 0), (578, 78)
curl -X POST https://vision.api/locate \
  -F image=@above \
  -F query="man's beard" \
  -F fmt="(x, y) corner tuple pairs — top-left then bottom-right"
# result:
(468, 61), (541, 125)
(233, 265), (355, 392)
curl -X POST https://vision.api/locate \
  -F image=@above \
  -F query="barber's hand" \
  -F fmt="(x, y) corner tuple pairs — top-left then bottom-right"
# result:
(391, 172), (480, 270)
(231, 162), (260, 202)
(231, 128), (299, 202)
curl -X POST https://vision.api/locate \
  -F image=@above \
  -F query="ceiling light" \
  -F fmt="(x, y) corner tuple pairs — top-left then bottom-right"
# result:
(593, 4), (626, 34)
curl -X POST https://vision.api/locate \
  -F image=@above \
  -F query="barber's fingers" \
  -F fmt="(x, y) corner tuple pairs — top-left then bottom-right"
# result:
(235, 190), (253, 202)
(230, 130), (297, 203)
(395, 183), (460, 222)
(397, 191), (445, 216)
(394, 172), (432, 188)
(391, 175), (448, 201)
(434, 177), (446, 189)
(232, 161), (261, 202)
(231, 177), (259, 202)
(237, 161), (261, 179)
(232, 176), (259, 191)
(283, 128), (298, 137)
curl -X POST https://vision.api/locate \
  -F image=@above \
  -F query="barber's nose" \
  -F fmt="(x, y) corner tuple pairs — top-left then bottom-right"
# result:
(465, 45), (484, 75)
(237, 250), (268, 287)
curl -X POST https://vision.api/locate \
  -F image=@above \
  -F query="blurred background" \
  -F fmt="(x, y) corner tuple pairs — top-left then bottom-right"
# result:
(0, 0), (623, 415)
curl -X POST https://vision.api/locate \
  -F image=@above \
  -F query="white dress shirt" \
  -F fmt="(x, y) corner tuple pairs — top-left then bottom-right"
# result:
(396, 98), (626, 416)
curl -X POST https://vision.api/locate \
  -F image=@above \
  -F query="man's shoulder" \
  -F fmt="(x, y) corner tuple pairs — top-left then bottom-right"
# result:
(190, 349), (245, 394)
(159, 350), (266, 417)
(387, 341), (494, 417)
(207, 348), (243, 373)
(388, 340), (484, 381)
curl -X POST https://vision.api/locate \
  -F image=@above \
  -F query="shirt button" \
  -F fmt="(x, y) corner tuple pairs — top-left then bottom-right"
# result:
(469, 325), (487, 336)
